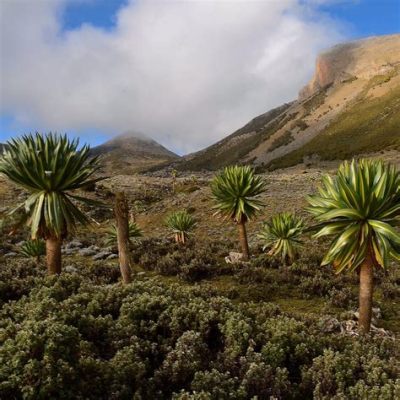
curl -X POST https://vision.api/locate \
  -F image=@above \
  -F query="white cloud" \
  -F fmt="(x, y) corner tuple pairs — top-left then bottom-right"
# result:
(0, 0), (345, 154)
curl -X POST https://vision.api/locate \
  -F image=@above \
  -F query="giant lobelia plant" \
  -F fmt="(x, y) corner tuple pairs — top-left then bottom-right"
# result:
(0, 133), (103, 274)
(211, 165), (266, 260)
(307, 159), (400, 333)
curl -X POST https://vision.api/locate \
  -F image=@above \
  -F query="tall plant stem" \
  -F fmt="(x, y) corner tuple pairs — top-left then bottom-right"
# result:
(238, 221), (250, 261)
(115, 192), (132, 284)
(46, 236), (62, 275)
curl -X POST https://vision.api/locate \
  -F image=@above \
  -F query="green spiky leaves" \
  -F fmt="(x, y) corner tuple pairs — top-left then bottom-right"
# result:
(258, 212), (304, 264)
(165, 210), (196, 243)
(105, 221), (143, 246)
(211, 165), (266, 223)
(19, 239), (46, 259)
(307, 159), (400, 273)
(0, 133), (104, 239)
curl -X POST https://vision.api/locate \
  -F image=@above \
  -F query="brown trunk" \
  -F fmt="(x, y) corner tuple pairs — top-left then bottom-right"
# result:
(174, 233), (180, 243)
(238, 221), (250, 261)
(115, 192), (132, 284)
(46, 236), (62, 275)
(181, 232), (185, 244)
(359, 251), (374, 334)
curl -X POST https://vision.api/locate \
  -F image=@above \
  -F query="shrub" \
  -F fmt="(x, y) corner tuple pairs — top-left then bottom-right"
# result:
(0, 261), (45, 305)
(0, 274), (399, 399)
(301, 342), (400, 399)
(327, 287), (356, 309)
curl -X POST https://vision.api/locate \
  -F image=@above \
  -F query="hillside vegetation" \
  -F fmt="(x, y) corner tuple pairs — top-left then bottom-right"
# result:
(269, 78), (400, 170)
(177, 34), (400, 172)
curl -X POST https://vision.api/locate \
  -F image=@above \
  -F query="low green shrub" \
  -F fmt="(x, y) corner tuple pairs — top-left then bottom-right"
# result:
(0, 274), (398, 399)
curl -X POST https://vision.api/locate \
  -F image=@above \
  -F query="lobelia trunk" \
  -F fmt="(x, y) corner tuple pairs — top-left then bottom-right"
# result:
(46, 236), (62, 274)
(358, 250), (374, 334)
(115, 192), (132, 284)
(238, 221), (250, 261)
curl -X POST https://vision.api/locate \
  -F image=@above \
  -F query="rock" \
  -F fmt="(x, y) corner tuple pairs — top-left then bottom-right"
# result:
(66, 240), (84, 249)
(299, 35), (400, 99)
(136, 272), (146, 276)
(93, 251), (112, 261)
(62, 248), (76, 255)
(106, 254), (118, 260)
(338, 318), (395, 339)
(4, 252), (18, 258)
(372, 307), (382, 319)
(225, 252), (243, 264)
(65, 265), (78, 273)
(78, 248), (97, 257)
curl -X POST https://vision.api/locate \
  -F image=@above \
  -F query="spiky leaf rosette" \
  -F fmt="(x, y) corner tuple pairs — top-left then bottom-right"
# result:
(165, 211), (196, 237)
(0, 133), (103, 239)
(105, 221), (143, 246)
(211, 165), (266, 223)
(19, 239), (46, 259)
(258, 212), (304, 262)
(306, 159), (400, 273)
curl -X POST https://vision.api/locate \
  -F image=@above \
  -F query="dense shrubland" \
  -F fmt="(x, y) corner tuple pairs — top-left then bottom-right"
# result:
(0, 265), (399, 400)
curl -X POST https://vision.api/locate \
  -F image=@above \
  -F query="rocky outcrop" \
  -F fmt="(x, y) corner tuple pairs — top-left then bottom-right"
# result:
(299, 34), (400, 99)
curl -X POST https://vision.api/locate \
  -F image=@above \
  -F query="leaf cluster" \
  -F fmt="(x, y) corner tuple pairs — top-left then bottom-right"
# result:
(211, 165), (266, 223)
(0, 133), (104, 239)
(258, 212), (304, 263)
(307, 159), (400, 273)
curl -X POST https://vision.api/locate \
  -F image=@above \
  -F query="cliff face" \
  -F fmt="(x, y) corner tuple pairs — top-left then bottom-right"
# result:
(299, 34), (400, 99)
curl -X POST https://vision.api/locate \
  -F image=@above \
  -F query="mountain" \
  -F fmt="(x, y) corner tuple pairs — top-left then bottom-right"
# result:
(180, 34), (400, 171)
(91, 132), (180, 174)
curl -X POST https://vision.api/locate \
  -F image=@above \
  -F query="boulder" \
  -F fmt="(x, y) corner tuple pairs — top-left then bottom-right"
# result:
(225, 252), (243, 264)
(93, 251), (112, 261)
(66, 240), (84, 249)
(78, 248), (97, 257)
(4, 252), (18, 258)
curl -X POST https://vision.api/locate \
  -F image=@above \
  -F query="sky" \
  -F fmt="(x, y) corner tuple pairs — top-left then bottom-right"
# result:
(0, 0), (399, 155)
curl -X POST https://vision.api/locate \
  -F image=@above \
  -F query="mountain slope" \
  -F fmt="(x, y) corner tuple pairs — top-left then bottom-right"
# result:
(179, 34), (400, 171)
(91, 132), (179, 174)
(181, 103), (292, 170)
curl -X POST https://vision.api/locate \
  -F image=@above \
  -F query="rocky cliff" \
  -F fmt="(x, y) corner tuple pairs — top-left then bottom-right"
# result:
(299, 34), (400, 99)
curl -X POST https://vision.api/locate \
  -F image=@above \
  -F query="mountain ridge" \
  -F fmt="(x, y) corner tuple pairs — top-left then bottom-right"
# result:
(177, 33), (400, 171)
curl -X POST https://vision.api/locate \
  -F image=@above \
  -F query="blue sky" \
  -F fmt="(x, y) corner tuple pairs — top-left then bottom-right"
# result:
(317, 0), (400, 38)
(0, 0), (399, 152)
(61, 0), (400, 38)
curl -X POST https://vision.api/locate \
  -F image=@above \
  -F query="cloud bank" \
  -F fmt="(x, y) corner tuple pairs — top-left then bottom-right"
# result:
(0, 0), (345, 154)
